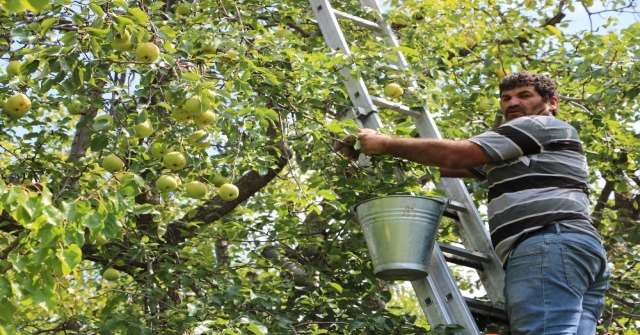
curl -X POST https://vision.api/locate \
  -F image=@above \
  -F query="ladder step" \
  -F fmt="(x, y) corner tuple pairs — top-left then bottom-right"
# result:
(331, 9), (381, 32)
(370, 96), (421, 117)
(438, 242), (492, 263)
(464, 297), (509, 326)
(447, 200), (468, 212)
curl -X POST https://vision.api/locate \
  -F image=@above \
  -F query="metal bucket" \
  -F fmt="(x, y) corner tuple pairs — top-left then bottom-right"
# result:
(354, 195), (448, 281)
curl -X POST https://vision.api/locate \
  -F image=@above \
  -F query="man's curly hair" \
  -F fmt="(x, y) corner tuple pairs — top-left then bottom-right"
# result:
(499, 71), (558, 114)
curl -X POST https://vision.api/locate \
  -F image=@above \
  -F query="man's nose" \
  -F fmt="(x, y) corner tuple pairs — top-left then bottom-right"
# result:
(503, 97), (521, 107)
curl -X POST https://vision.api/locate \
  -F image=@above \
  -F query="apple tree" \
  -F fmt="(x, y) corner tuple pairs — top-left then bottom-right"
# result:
(0, 0), (639, 334)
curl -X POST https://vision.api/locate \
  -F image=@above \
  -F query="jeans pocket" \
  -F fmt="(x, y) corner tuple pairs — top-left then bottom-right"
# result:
(562, 245), (600, 294)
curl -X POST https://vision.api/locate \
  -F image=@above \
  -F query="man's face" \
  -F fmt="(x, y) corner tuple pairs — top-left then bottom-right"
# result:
(500, 86), (558, 121)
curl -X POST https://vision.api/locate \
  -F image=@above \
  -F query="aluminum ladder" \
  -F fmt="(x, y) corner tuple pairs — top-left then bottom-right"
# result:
(308, 0), (508, 333)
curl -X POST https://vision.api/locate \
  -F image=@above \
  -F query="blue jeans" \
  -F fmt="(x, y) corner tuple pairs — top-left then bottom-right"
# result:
(504, 224), (610, 335)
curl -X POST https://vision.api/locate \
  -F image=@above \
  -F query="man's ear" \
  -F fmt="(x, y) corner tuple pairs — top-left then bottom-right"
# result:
(548, 95), (559, 114)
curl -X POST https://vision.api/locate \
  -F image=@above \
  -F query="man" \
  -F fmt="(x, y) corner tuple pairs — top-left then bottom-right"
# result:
(339, 71), (610, 334)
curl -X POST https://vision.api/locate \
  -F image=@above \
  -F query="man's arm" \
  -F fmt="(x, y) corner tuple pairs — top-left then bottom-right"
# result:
(357, 129), (493, 170)
(439, 168), (478, 178)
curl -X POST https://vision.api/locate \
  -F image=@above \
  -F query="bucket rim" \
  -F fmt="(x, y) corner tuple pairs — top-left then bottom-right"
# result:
(353, 194), (449, 212)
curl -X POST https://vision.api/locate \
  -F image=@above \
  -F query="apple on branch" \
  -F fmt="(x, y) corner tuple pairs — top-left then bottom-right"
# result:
(135, 42), (161, 63)
(156, 174), (179, 193)
(133, 119), (153, 138)
(384, 83), (404, 99)
(111, 31), (133, 51)
(162, 151), (187, 171)
(4, 93), (32, 120)
(188, 130), (211, 149)
(193, 110), (216, 126)
(218, 183), (239, 201)
(102, 153), (125, 172)
(5, 60), (21, 75)
(103, 268), (121, 281)
(185, 181), (208, 199)
(67, 99), (84, 115)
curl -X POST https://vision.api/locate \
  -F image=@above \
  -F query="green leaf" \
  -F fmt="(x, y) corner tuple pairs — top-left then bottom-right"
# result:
(40, 18), (57, 34)
(57, 244), (82, 275)
(90, 134), (110, 151)
(89, 2), (105, 16)
(329, 282), (343, 293)
(20, 0), (48, 13)
(158, 25), (177, 41)
(0, 298), (17, 323)
(127, 7), (149, 25)
(545, 25), (562, 37)
(311, 330), (329, 335)
(247, 322), (266, 335)
(84, 27), (110, 37)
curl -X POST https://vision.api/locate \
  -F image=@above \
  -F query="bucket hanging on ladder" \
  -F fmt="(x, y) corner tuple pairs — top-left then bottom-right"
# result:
(354, 195), (449, 281)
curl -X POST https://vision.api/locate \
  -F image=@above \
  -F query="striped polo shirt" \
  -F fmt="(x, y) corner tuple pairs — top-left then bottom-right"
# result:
(468, 116), (600, 262)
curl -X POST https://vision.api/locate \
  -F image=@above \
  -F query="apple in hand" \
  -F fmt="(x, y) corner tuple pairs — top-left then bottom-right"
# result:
(185, 181), (208, 199)
(162, 151), (187, 170)
(218, 183), (239, 201)
(156, 174), (178, 192)
(135, 42), (161, 63)
(102, 153), (125, 172)
(4, 93), (32, 120)
(384, 83), (403, 98)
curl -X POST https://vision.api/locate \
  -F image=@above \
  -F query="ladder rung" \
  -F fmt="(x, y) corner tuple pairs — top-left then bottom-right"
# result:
(464, 297), (509, 325)
(438, 242), (491, 263)
(442, 253), (484, 270)
(447, 200), (468, 212)
(370, 96), (421, 117)
(331, 9), (382, 32)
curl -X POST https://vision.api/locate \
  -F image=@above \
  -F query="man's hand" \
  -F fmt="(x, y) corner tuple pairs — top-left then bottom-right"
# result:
(357, 128), (391, 156)
(332, 134), (360, 161)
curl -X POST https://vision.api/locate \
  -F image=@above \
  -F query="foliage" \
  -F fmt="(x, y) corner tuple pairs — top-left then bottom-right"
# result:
(0, 0), (639, 334)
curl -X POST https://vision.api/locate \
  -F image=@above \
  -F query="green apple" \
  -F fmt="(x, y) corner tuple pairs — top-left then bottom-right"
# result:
(4, 93), (32, 120)
(175, 4), (191, 16)
(464, 35), (476, 47)
(383, 83), (403, 98)
(111, 31), (133, 51)
(477, 98), (492, 112)
(135, 42), (161, 63)
(193, 110), (215, 126)
(275, 29), (291, 37)
(103, 268), (121, 281)
(93, 114), (115, 131)
(218, 183), (239, 201)
(6, 60), (21, 75)
(133, 119), (153, 138)
(156, 174), (178, 192)
(189, 130), (211, 149)
(102, 153), (125, 172)
(171, 107), (192, 122)
(150, 142), (171, 159)
(202, 44), (216, 54)
(95, 235), (108, 246)
(582, 0), (594, 7)
(67, 99), (83, 115)
(328, 254), (346, 268)
(212, 174), (226, 187)
(225, 49), (239, 59)
(183, 95), (207, 115)
(495, 68), (508, 79)
(162, 151), (187, 170)
(185, 181), (208, 199)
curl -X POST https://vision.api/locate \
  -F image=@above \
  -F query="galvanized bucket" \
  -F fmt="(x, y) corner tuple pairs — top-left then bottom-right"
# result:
(354, 195), (449, 281)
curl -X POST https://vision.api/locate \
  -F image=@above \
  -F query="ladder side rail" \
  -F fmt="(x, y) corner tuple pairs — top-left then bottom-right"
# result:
(411, 245), (480, 334)
(310, 0), (379, 118)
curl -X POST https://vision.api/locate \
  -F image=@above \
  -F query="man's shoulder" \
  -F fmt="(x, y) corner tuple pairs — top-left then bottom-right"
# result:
(505, 115), (572, 129)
